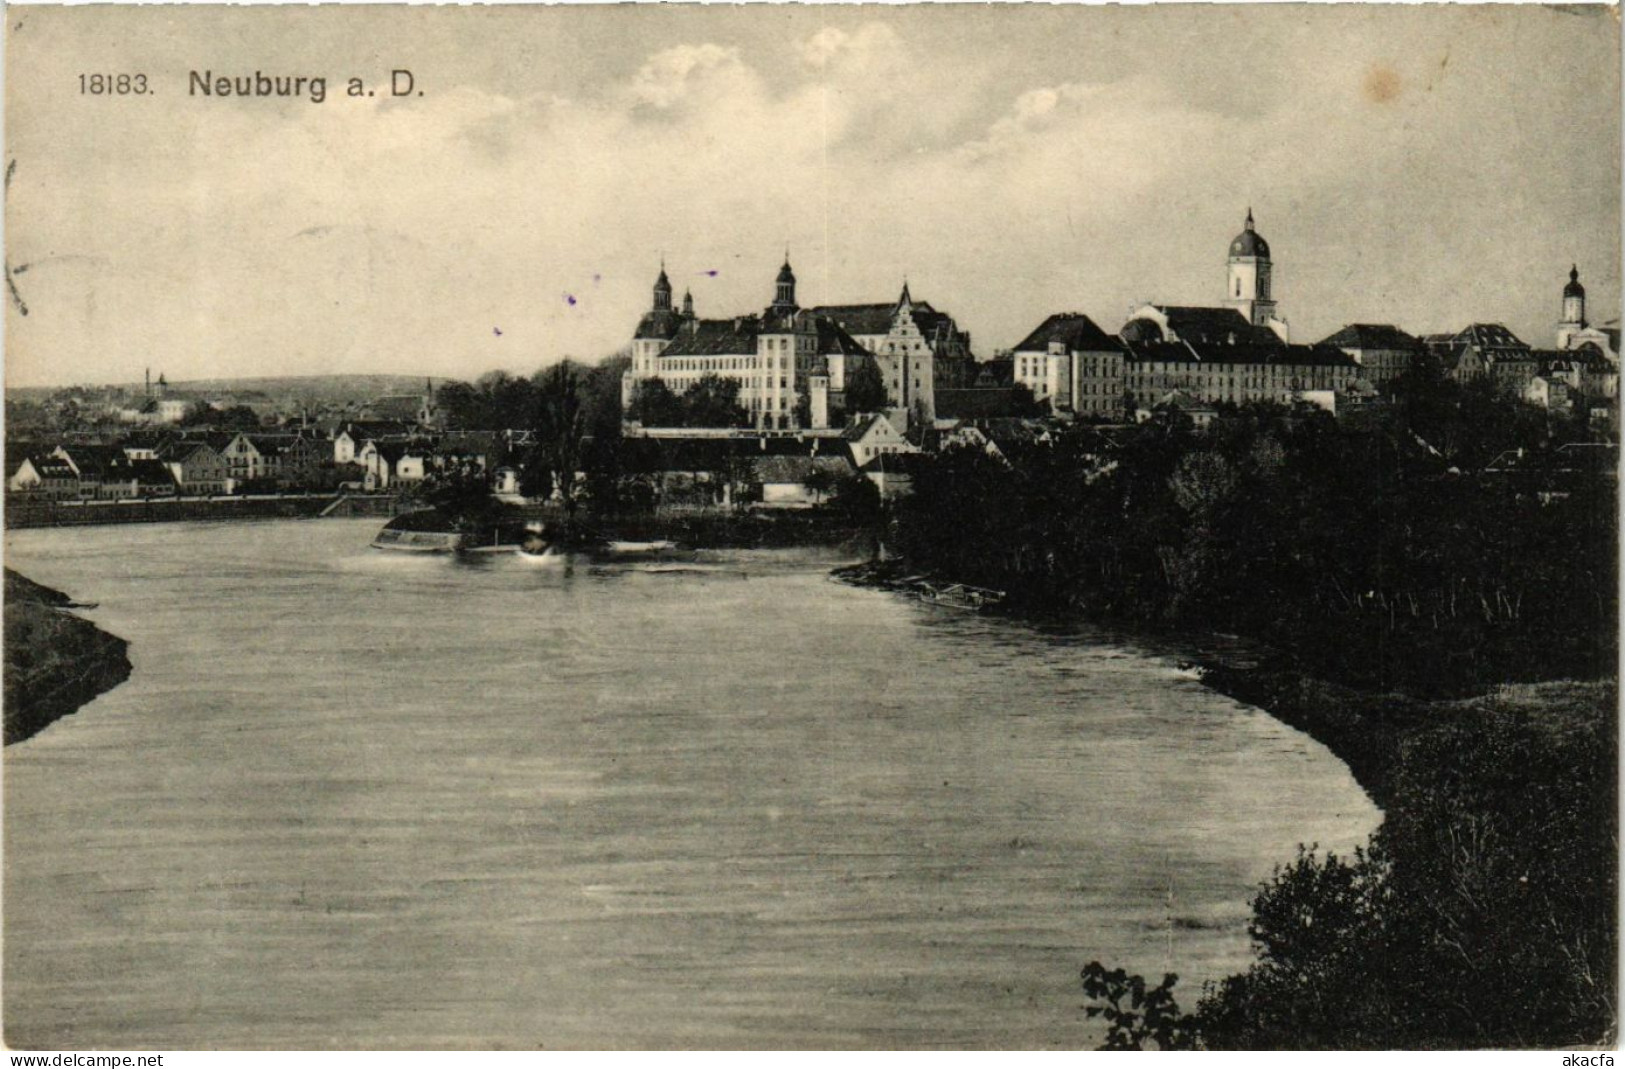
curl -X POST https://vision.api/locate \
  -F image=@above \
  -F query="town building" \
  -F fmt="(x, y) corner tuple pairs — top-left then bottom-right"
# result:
(7, 455), (80, 498)
(1427, 324), (1539, 391)
(1319, 324), (1424, 386)
(157, 440), (230, 495)
(1009, 313), (1127, 417)
(843, 412), (921, 468)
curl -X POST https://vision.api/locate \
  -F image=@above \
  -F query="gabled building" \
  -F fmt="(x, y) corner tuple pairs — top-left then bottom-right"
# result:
(842, 411), (919, 468)
(1009, 313), (1127, 417)
(7, 455), (80, 499)
(157, 439), (230, 495)
(812, 283), (978, 420)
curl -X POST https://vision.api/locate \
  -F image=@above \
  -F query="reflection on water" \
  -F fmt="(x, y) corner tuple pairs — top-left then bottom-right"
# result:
(4, 519), (1379, 1049)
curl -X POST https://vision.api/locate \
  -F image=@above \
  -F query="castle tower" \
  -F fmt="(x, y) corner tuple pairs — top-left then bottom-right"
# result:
(771, 256), (798, 317)
(681, 289), (694, 319)
(1225, 208), (1278, 328)
(1563, 265), (1587, 330)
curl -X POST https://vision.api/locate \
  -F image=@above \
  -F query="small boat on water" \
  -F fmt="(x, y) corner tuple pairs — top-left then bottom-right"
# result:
(914, 581), (1006, 611)
(370, 508), (529, 554)
(517, 523), (694, 564)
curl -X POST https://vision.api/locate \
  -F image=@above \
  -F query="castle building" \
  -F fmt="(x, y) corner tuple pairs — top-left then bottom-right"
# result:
(623, 258), (969, 430)
(622, 257), (875, 431)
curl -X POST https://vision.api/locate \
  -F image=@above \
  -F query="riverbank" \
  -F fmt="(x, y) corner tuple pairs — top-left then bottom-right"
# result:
(3, 569), (132, 745)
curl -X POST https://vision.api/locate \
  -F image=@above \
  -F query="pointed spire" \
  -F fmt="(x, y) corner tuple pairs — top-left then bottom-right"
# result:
(898, 279), (913, 309)
(1245, 207), (1255, 230)
(1571, 264), (1580, 283)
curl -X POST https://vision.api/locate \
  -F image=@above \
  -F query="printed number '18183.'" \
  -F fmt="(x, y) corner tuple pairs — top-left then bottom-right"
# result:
(80, 74), (149, 95)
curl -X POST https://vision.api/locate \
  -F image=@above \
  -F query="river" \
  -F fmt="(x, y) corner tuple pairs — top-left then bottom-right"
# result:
(4, 518), (1379, 1049)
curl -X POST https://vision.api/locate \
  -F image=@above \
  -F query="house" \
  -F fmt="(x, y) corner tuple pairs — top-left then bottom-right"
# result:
(50, 444), (129, 498)
(749, 454), (854, 508)
(157, 439), (230, 495)
(7, 455), (80, 499)
(359, 441), (431, 491)
(1523, 375), (1570, 411)
(1152, 389), (1219, 429)
(842, 412), (919, 468)
(333, 421), (414, 463)
(221, 434), (292, 487)
(128, 458), (178, 496)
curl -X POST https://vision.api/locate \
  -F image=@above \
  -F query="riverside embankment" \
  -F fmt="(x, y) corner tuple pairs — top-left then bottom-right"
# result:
(3, 569), (132, 744)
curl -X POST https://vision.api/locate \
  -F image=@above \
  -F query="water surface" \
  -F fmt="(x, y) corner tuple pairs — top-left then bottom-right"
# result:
(4, 519), (1378, 1049)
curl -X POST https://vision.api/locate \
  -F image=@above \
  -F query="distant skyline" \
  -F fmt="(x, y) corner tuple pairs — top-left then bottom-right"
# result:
(5, 4), (1620, 388)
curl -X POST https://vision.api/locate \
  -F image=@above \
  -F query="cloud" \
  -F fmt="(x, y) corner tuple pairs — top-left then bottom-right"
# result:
(3, 7), (1616, 387)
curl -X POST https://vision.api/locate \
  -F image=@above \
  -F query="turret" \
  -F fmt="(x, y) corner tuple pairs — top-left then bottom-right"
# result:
(653, 261), (673, 313)
(681, 289), (694, 319)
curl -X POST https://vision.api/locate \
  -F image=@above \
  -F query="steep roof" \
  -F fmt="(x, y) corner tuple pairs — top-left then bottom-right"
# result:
(811, 303), (896, 337)
(1320, 324), (1422, 351)
(1012, 313), (1124, 354)
(1124, 306), (1284, 348)
(809, 316), (872, 357)
(659, 317), (761, 357)
(1455, 323), (1530, 353)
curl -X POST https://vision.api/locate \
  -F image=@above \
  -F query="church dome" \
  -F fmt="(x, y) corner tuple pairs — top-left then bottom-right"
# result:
(1565, 265), (1586, 299)
(776, 258), (796, 284)
(1229, 209), (1270, 259)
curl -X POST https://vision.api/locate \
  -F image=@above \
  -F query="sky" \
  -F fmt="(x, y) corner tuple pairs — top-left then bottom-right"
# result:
(4, 4), (1620, 388)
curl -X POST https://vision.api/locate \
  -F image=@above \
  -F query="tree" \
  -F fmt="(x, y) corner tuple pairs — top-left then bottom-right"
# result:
(627, 378), (683, 427)
(802, 466), (838, 505)
(844, 356), (888, 416)
(527, 362), (590, 515)
(680, 374), (750, 428)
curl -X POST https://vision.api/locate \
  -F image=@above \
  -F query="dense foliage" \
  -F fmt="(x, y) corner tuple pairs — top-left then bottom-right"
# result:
(626, 373), (751, 428)
(1083, 681), (1615, 1049)
(896, 373), (1615, 698)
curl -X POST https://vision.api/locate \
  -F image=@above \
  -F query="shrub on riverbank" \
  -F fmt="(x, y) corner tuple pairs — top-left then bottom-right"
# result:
(1083, 680), (1617, 1049)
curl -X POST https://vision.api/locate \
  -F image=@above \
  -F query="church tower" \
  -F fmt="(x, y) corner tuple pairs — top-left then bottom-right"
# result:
(1225, 208), (1278, 329)
(770, 256), (798, 317)
(1562, 265), (1587, 330)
